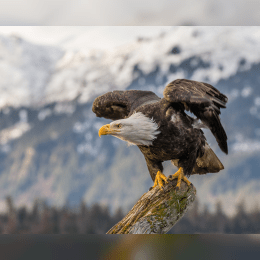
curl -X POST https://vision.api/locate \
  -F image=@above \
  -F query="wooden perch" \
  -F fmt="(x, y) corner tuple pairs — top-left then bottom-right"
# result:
(107, 177), (196, 234)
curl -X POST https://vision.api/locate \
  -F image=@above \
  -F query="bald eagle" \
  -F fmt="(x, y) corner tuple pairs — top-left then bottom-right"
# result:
(92, 79), (228, 190)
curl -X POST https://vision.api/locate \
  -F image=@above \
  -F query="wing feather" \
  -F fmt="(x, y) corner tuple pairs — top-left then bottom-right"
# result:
(163, 79), (228, 154)
(92, 90), (160, 120)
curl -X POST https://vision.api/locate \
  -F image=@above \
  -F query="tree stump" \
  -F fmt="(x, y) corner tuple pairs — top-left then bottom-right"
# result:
(107, 177), (196, 234)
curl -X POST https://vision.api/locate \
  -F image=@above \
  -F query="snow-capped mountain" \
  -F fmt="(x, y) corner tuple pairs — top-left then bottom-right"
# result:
(0, 27), (260, 216)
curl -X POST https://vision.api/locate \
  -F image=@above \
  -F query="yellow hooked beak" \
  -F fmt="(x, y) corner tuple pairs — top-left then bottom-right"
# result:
(98, 124), (120, 137)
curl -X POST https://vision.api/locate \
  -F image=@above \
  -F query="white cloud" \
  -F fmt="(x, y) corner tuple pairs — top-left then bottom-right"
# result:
(0, 122), (31, 145)
(241, 86), (253, 98)
(0, 26), (171, 51)
(227, 89), (240, 102)
(0, 0), (260, 26)
(255, 97), (260, 106)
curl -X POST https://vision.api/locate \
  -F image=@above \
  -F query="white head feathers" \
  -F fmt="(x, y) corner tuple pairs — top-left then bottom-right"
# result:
(110, 112), (160, 146)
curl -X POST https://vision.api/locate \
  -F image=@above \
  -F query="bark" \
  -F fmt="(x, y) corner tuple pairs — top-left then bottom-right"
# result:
(107, 177), (196, 234)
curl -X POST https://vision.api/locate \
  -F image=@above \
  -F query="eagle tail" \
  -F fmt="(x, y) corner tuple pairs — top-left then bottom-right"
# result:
(171, 143), (224, 175)
(193, 143), (224, 174)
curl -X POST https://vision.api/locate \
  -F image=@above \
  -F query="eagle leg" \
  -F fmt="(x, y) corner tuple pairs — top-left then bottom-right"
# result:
(169, 167), (191, 191)
(152, 171), (168, 190)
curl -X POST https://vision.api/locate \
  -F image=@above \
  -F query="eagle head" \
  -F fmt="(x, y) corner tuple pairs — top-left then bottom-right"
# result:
(98, 112), (160, 146)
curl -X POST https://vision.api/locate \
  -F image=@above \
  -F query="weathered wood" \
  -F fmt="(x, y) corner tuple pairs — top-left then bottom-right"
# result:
(107, 177), (196, 234)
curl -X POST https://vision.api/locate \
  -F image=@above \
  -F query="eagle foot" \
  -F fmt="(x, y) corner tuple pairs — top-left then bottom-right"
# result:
(169, 167), (191, 191)
(152, 171), (168, 191)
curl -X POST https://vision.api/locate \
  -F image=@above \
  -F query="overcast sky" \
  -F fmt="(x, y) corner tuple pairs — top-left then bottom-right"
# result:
(0, 26), (173, 51)
(0, 0), (259, 26)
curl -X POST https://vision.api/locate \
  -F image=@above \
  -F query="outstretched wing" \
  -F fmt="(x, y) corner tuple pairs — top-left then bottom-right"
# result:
(163, 79), (228, 154)
(92, 90), (161, 120)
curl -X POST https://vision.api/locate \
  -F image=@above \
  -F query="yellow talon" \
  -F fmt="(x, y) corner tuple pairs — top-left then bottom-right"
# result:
(170, 167), (191, 190)
(152, 171), (168, 190)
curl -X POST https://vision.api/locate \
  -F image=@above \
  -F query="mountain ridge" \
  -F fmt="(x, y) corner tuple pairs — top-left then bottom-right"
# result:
(0, 27), (259, 216)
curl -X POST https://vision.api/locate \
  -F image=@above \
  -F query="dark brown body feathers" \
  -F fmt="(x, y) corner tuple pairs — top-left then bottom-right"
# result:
(92, 79), (228, 182)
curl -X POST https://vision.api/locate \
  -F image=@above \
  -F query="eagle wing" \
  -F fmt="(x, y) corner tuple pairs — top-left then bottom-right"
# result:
(163, 79), (228, 154)
(92, 90), (161, 120)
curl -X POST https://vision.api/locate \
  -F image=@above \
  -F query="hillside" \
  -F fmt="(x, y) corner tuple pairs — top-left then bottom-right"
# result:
(0, 27), (260, 215)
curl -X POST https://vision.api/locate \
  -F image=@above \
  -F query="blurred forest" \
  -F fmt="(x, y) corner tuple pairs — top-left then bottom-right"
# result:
(0, 196), (259, 234)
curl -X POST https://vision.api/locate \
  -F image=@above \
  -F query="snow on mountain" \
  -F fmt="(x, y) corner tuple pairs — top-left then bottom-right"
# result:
(0, 27), (260, 215)
(2, 27), (260, 109)
(0, 35), (64, 108)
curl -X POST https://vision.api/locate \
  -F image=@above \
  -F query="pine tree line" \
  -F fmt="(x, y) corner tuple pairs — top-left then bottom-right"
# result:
(169, 199), (260, 234)
(0, 196), (124, 234)
(0, 196), (259, 234)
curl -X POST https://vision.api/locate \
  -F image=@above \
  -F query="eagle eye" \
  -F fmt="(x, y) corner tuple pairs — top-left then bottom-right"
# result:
(117, 123), (122, 128)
